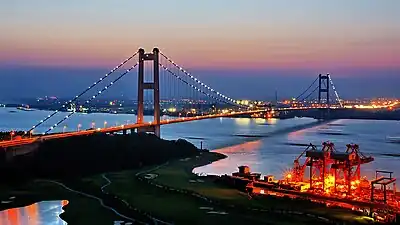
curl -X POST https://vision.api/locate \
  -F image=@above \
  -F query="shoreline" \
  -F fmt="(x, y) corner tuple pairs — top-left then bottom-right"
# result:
(0, 151), (228, 224)
(132, 150), (363, 224)
(0, 149), (384, 225)
(191, 150), (228, 173)
(191, 152), (400, 224)
(0, 130), (396, 224)
(0, 133), (203, 224)
(2, 106), (400, 122)
(0, 180), (129, 224)
(0, 149), (224, 209)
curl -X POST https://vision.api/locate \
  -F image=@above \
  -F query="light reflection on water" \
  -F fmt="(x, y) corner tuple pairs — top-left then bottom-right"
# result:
(195, 119), (400, 180)
(234, 118), (251, 126)
(196, 140), (264, 176)
(0, 200), (68, 225)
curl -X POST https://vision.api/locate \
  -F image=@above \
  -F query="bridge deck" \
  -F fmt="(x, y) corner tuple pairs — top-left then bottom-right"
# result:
(0, 110), (268, 148)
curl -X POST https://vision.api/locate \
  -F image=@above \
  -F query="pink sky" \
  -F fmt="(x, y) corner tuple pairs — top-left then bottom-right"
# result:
(1, 0), (399, 71)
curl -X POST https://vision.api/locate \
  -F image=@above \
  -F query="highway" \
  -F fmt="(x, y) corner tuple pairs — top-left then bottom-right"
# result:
(0, 109), (269, 149)
(0, 106), (366, 149)
(3, 104), (369, 149)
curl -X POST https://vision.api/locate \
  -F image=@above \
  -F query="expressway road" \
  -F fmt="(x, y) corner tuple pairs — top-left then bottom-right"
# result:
(0, 110), (268, 149)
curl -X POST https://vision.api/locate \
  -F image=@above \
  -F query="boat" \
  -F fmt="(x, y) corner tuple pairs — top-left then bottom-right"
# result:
(317, 128), (343, 135)
(17, 105), (34, 111)
(386, 136), (400, 143)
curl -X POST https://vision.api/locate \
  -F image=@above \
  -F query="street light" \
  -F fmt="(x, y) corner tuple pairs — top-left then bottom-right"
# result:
(10, 131), (15, 140)
(104, 121), (107, 128)
(77, 124), (82, 132)
(91, 122), (95, 129)
(29, 130), (33, 138)
(63, 125), (67, 133)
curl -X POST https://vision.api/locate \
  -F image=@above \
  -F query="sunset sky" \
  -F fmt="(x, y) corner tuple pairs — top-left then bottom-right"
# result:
(0, 0), (399, 99)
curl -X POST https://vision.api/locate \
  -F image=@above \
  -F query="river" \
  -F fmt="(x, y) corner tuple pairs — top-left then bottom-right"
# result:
(194, 118), (400, 179)
(0, 107), (399, 223)
(0, 200), (68, 225)
(1, 107), (399, 177)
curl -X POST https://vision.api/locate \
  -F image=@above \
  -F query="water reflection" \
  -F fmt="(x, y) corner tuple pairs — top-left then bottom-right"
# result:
(196, 119), (400, 181)
(234, 118), (251, 126)
(253, 118), (267, 124)
(266, 118), (278, 125)
(287, 122), (327, 140)
(194, 140), (262, 176)
(217, 140), (262, 154)
(0, 200), (68, 225)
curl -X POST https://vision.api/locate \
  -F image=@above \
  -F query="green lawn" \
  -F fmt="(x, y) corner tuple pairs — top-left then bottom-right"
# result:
(86, 152), (338, 225)
(150, 153), (303, 208)
(0, 150), (377, 225)
(8, 150), (368, 225)
(142, 151), (373, 224)
(101, 168), (325, 225)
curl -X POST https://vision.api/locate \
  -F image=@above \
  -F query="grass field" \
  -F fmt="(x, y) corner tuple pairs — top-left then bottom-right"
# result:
(93, 151), (345, 225)
(100, 169), (329, 225)
(0, 150), (374, 225)
(140, 151), (373, 224)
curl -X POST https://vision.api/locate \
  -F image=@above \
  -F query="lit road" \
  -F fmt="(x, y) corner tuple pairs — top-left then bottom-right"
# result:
(3, 105), (375, 149)
(0, 109), (271, 148)
(3, 105), (378, 149)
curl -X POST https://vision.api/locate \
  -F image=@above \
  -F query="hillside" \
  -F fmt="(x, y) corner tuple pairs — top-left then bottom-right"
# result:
(0, 133), (199, 182)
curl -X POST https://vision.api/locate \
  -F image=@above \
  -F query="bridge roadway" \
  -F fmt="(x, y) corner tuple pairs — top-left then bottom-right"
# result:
(0, 109), (270, 149)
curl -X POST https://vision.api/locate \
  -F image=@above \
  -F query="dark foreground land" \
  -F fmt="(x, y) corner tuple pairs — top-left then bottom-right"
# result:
(0, 133), (389, 224)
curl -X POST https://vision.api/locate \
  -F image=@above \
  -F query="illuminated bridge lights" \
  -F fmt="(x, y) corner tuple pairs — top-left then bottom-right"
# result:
(42, 62), (139, 134)
(27, 51), (139, 134)
(159, 51), (245, 107)
(2, 50), (348, 146)
(159, 63), (239, 107)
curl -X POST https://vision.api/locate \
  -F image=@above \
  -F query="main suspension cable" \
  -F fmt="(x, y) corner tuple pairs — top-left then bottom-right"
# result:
(43, 62), (139, 134)
(26, 51), (138, 135)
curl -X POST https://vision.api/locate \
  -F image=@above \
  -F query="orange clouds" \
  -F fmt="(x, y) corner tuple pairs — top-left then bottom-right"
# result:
(1, 23), (399, 70)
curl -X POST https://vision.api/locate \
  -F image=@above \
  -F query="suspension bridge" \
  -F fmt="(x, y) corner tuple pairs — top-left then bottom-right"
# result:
(0, 48), (343, 149)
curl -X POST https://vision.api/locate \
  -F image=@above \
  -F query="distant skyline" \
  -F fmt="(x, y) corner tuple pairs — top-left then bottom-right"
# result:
(0, 0), (399, 99)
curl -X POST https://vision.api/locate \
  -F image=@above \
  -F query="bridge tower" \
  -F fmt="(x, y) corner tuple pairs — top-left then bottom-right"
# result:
(318, 74), (330, 119)
(137, 48), (161, 137)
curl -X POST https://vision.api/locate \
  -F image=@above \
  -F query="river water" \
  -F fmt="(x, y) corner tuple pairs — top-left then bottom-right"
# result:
(0, 107), (399, 223)
(0, 200), (68, 225)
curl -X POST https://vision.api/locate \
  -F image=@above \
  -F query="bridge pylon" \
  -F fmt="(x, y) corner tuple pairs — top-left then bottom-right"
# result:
(318, 74), (330, 119)
(137, 48), (161, 137)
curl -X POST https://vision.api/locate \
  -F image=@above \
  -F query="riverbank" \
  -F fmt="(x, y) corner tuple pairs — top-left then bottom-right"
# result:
(0, 180), (122, 224)
(0, 133), (201, 224)
(84, 150), (376, 225)
(142, 151), (378, 224)
(0, 133), (382, 225)
(0, 132), (199, 180)
(0, 149), (381, 225)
